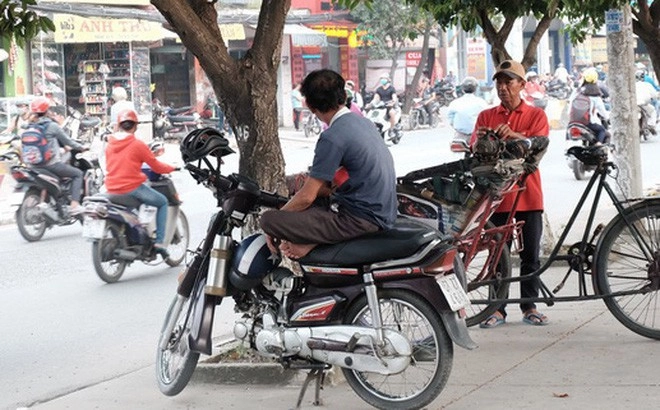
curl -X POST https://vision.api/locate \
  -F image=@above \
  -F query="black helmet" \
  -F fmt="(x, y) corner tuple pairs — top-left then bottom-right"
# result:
(180, 127), (234, 163)
(461, 76), (478, 93)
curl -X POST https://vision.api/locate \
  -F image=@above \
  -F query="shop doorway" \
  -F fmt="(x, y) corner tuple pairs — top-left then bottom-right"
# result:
(150, 47), (191, 108)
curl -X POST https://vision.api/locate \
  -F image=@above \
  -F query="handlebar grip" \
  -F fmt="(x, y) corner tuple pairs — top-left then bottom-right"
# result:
(259, 191), (288, 209)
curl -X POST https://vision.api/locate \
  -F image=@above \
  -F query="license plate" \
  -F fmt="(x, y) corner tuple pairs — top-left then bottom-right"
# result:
(82, 218), (106, 239)
(437, 274), (471, 311)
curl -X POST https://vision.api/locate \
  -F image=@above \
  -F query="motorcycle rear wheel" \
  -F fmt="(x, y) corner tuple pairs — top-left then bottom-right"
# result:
(16, 191), (47, 242)
(342, 289), (452, 410)
(572, 160), (586, 180)
(408, 111), (420, 130)
(92, 221), (128, 283)
(156, 284), (203, 396)
(165, 211), (190, 267)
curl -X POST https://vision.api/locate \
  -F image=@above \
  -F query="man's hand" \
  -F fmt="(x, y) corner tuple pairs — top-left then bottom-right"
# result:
(492, 123), (524, 140)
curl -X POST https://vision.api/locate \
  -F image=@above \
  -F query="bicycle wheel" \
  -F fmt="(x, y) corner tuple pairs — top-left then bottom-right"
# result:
(594, 200), (660, 339)
(462, 221), (512, 327)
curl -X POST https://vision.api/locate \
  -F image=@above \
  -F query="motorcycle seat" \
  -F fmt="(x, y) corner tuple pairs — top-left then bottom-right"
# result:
(80, 116), (101, 128)
(299, 219), (443, 267)
(168, 115), (197, 123)
(96, 193), (142, 209)
(168, 106), (192, 115)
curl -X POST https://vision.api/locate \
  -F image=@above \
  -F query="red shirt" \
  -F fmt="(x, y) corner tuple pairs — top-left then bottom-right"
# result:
(105, 133), (175, 194)
(470, 102), (549, 212)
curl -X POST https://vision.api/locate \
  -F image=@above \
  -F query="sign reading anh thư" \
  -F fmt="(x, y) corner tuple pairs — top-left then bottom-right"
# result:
(53, 14), (164, 43)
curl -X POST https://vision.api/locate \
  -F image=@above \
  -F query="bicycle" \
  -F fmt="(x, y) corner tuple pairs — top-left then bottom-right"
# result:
(301, 108), (322, 138)
(398, 135), (660, 339)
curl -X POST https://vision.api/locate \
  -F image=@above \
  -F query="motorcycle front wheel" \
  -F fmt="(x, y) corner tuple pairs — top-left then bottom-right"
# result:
(408, 111), (420, 130)
(16, 191), (47, 242)
(342, 289), (452, 410)
(156, 284), (203, 396)
(92, 221), (128, 283)
(166, 211), (190, 267)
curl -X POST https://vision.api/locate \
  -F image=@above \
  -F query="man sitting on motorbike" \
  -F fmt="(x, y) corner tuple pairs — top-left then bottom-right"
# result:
(635, 69), (659, 131)
(446, 76), (488, 144)
(105, 109), (176, 257)
(260, 69), (397, 260)
(417, 74), (437, 120)
(29, 97), (86, 215)
(366, 73), (400, 132)
(2, 100), (32, 135)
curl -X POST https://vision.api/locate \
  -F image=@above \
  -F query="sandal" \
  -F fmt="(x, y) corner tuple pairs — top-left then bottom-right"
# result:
(522, 311), (549, 326)
(479, 313), (506, 329)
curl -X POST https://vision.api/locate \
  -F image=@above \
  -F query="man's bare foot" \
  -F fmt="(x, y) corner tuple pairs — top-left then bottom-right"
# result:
(279, 241), (316, 260)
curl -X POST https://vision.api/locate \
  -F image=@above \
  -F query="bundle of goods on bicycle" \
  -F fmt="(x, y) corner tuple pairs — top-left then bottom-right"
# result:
(396, 134), (549, 235)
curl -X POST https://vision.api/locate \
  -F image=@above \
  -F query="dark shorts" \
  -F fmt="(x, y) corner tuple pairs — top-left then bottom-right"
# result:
(260, 205), (379, 245)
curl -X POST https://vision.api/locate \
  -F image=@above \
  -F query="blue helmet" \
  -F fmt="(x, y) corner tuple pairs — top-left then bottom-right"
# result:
(229, 233), (280, 290)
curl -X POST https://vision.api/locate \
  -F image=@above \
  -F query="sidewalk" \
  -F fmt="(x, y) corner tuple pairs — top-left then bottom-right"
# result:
(32, 265), (660, 409)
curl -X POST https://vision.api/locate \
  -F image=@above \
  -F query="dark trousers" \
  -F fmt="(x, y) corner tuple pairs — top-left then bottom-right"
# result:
(293, 108), (303, 130)
(587, 123), (609, 143)
(260, 204), (379, 246)
(41, 161), (84, 202)
(490, 210), (543, 316)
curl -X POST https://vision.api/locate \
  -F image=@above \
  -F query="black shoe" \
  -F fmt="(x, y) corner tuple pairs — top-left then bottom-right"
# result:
(411, 336), (436, 362)
(154, 245), (170, 259)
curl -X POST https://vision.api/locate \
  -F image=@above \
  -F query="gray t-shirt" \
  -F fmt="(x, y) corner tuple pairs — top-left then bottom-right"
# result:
(309, 111), (397, 229)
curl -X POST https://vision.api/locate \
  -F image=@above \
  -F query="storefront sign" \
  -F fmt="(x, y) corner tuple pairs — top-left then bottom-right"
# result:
(406, 51), (422, 67)
(53, 14), (164, 43)
(219, 24), (246, 41)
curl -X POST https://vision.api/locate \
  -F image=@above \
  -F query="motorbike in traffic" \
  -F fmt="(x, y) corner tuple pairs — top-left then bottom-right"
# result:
(433, 80), (457, 106)
(0, 132), (22, 164)
(638, 103), (658, 141)
(10, 146), (104, 242)
(545, 79), (571, 100)
(155, 128), (475, 409)
(408, 96), (441, 130)
(365, 101), (404, 144)
(81, 148), (189, 283)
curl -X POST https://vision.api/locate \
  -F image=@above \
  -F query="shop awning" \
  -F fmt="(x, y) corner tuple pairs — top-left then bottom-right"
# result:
(284, 24), (327, 47)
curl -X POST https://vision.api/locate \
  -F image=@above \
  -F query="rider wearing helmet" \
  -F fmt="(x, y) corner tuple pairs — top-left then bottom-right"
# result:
(446, 76), (488, 142)
(105, 109), (176, 257)
(522, 71), (546, 106)
(570, 67), (610, 144)
(28, 96), (86, 214)
(366, 73), (399, 130)
(260, 69), (397, 260)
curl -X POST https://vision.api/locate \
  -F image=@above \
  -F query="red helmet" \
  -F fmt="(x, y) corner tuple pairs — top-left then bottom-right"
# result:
(117, 109), (138, 124)
(30, 97), (50, 114)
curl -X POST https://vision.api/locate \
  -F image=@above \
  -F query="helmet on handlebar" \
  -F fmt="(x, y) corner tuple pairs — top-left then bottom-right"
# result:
(148, 140), (165, 157)
(180, 127), (234, 163)
(461, 76), (478, 93)
(229, 233), (281, 291)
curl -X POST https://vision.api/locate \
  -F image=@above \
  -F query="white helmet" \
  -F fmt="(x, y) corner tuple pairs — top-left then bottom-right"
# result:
(525, 71), (538, 80)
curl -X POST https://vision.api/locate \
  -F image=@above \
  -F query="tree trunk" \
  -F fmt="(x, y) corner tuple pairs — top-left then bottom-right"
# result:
(632, 1), (660, 85)
(402, 20), (433, 115)
(608, 5), (642, 198)
(151, 0), (289, 194)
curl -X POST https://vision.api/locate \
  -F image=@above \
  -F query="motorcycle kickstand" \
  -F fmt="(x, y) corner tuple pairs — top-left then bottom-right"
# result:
(294, 367), (327, 409)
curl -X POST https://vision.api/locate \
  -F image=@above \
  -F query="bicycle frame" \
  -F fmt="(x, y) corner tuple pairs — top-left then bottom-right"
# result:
(470, 160), (655, 306)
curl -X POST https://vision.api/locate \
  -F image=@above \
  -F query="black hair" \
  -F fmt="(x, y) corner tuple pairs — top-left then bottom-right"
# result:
(581, 83), (602, 97)
(49, 105), (66, 117)
(300, 69), (346, 113)
(119, 121), (137, 131)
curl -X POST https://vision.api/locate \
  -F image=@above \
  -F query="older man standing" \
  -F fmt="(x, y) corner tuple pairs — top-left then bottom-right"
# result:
(470, 60), (550, 329)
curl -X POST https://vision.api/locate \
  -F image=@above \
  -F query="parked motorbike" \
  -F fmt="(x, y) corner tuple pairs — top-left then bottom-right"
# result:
(0, 132), (22, 164)
(10, 146), (104, 242)
(638, 103), (658, 141)
(81, 149), (189, 283)
(565, 122), (601, 180)
(153, 99), (202, 141)
(365, 101), (404, 144)
(155, 129), (475, 409)
(408, 97), (441, 130)
(62, 106), (102, 144)
(545, 79), (571, 100)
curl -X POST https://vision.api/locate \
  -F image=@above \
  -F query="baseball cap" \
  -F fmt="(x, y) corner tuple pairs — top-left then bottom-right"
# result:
(493, 60), (526, 81)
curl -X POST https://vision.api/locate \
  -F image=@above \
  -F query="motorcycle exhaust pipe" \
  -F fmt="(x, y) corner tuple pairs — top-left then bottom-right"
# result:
(114, 249), (138, 261)
(205, 235), (232, 296)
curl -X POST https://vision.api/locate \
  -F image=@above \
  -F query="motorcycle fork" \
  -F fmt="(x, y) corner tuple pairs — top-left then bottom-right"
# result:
(363, 272), (386, 347)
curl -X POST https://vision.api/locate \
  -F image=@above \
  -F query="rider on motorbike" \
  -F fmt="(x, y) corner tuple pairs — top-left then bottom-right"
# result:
(260, 69), (397, 260)
(366, 73), (400, 131)
(569, 67), (610, 144)
(635, 69), (659, 133)
(446, 76), (488, 144)
(104, 109), (176, 257)
(28, 97), (86, 214)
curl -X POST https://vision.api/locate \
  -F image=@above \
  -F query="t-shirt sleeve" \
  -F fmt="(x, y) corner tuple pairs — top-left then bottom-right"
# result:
(308, 137), (342, 182)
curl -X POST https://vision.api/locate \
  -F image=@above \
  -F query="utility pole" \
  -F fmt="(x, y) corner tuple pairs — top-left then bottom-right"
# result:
(606, 5), (641, 197)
